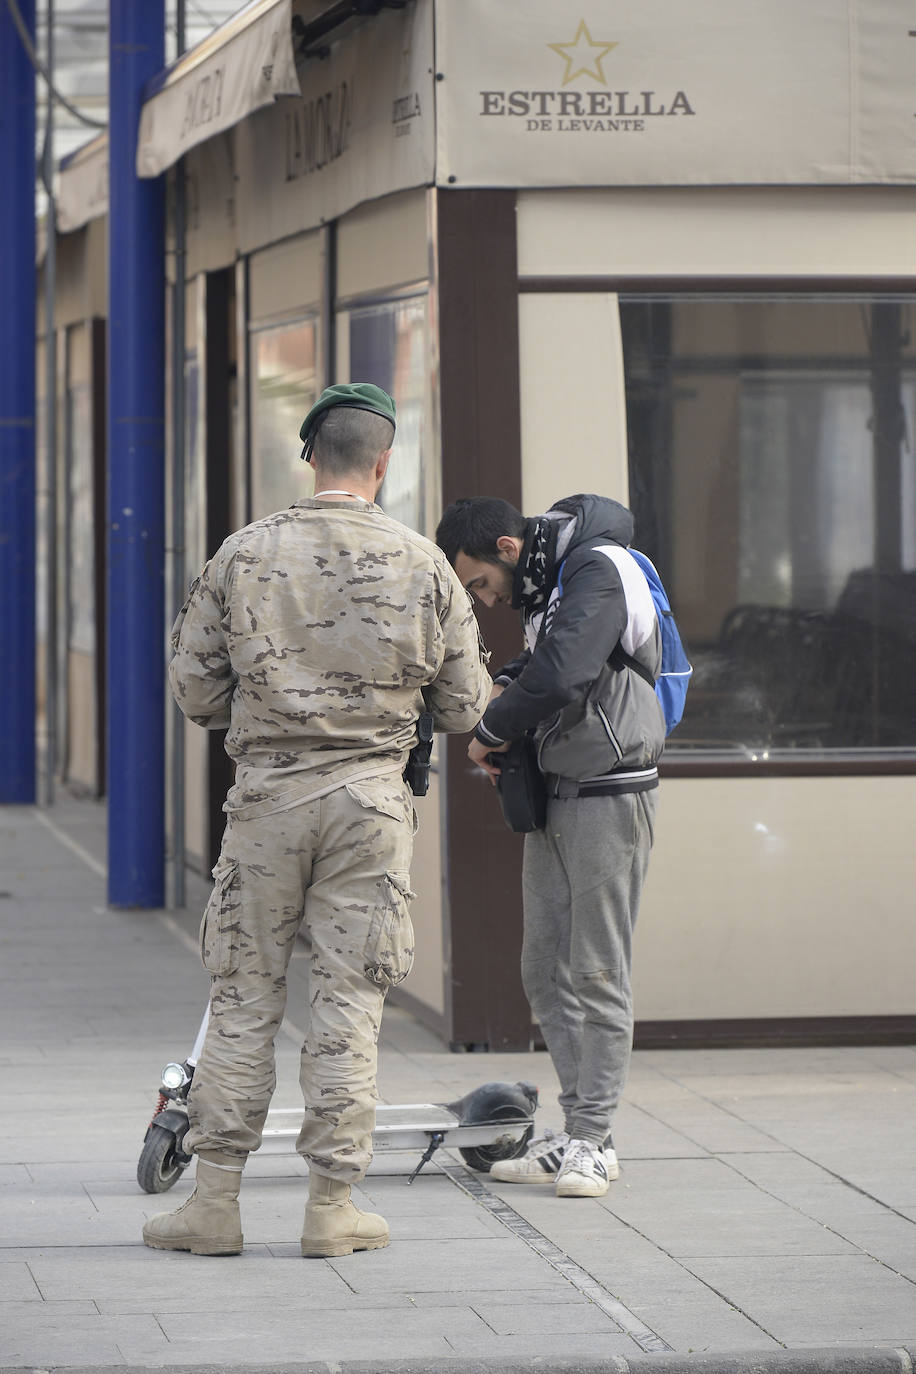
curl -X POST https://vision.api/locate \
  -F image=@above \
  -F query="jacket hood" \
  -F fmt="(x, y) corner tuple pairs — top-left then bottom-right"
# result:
(546, 494), (635, 559)
(511, 494), (636, 612)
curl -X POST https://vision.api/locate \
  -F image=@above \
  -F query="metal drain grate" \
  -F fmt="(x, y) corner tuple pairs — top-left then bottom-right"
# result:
(439, 1158), (674, 1355)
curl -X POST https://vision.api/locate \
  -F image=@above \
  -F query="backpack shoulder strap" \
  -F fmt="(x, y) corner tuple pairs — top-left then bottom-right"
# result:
(609, 641), (657, 688)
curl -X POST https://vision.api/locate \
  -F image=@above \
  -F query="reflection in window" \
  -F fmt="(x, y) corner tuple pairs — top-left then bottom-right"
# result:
(184, 352), (203, 578)
(68, 383), (94, 655)
(620, 298), (916, 756)
(347, 295), (428, 534)
(250, 318), (318, 521)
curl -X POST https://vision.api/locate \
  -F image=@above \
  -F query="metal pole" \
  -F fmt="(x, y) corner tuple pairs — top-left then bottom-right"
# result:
(107, 0), (166, 906)
(169, 0), (187, 910)
(0, 0), (37, 804)
(42, 0), (57, 807)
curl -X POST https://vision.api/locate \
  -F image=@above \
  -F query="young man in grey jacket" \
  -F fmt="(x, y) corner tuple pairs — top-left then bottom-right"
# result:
(436, 494), (664, 1198)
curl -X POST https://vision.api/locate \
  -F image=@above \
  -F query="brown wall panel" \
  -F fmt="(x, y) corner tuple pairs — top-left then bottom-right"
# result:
(436, 188), (530, 1050)
(91, 318), (107, 795)
(204, 269), (235, 869)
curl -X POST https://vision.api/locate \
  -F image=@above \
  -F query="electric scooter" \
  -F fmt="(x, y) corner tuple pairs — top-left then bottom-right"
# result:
(138, 1009), (538, 1193)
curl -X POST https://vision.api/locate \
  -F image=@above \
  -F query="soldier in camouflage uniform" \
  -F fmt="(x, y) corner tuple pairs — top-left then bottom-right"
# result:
(143, 384), (490, 1259)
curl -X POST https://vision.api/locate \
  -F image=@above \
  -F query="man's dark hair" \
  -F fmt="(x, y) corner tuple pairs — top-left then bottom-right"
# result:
(313, 407), (395, 478)
(435, 498), (528, 567)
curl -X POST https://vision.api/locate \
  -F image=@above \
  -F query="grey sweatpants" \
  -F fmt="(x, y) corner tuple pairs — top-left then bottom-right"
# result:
(184, 774), (415, 1181)
(521, 788), (657, 1147)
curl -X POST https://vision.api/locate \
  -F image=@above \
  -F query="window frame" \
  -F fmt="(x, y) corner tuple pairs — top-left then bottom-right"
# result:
(518, 274), (916, 779)
(247, 308), (321, 523)
(334, 280), (439, 541)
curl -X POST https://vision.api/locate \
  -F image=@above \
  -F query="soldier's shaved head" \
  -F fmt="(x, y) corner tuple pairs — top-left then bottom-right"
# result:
(313, 407), (395, 479)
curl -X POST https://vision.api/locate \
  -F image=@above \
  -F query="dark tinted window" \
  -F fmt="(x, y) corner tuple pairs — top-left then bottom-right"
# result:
(620, 298), (916, 758)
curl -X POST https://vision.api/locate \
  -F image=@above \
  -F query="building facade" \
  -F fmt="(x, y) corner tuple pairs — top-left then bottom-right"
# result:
(41, 0), (916, 1047)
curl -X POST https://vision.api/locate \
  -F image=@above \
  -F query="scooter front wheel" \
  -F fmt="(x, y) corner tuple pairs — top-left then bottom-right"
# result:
(137, 1122), (190, 1194)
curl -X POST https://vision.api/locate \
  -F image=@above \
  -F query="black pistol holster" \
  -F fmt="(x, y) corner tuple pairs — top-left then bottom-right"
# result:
(403, 712), (434, 796)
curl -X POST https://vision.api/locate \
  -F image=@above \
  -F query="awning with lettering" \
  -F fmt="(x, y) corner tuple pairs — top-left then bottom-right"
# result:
(234, 0), (435, 252)
(58, 132), (108, 233)
(136, 0), (301, 179)
(435, 0), (916, 187)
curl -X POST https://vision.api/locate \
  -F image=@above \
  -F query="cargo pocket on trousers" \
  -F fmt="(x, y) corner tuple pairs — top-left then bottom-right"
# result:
(364, 870), (416, 989)
(199, 857), (241, 977)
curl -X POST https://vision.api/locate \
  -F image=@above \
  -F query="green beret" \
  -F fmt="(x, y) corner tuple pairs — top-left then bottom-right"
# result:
(299, 382), (396, 462)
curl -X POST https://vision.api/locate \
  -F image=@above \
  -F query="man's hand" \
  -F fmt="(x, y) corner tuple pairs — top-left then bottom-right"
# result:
(468, 734), (510, 784)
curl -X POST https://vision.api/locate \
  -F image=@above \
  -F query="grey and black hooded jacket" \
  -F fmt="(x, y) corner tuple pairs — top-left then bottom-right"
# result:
(474, 494), (665, 797)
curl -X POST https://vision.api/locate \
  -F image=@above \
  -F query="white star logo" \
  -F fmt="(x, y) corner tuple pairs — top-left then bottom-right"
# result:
(549, 19), (618, 87)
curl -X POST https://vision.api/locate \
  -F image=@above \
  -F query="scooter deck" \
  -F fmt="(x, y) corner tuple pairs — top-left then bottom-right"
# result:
(261, 1103), (531, 1154)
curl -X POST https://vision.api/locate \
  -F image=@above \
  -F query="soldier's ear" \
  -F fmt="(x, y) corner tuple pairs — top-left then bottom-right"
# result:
(375, 451), (392, 485)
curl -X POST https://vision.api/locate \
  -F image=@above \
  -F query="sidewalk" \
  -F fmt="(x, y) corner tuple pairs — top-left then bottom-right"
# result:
(1, 796), (915, 1374)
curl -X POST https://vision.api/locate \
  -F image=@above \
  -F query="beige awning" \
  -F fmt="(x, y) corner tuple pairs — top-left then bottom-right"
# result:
(136, 0), (301, 179)
(57, 132), (108, 233)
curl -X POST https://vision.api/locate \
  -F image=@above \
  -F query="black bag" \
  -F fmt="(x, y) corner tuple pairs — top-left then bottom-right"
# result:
(491, 736), (547, 833)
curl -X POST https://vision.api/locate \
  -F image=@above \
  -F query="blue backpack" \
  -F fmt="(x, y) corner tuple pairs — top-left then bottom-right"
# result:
(624, 550), (692, 735)
(556, 547), (692, 735)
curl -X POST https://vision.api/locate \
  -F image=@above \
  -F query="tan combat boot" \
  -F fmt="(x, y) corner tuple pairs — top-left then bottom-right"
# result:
(300, 1172), (389, 1258)
(142, 1150), (245, 1256)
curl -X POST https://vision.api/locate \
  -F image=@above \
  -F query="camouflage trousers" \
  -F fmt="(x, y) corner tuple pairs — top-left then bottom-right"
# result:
(184, 773), (416, 1181)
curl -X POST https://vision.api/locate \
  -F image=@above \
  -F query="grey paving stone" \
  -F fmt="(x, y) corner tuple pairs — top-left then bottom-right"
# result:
(0, 1212), (142, 1249)
(1, 872), (104, 899)
(366, 1210), (510, 1243)
(613, 1102), (715, 1160)
(438, 1332), (643, 1359)
(589, 1158), (862, 1258)
(643, 1046), (885, 1079)
(592, 1262), (784, 1353)
(128, 1332), (460, 1367)
(607, 1194), (859, 1260)
(719, 1158), (915, 1247)
(406, 1288), (594, 1308)
(627, 1098), (787, 1156)
(5, 801), (916, 1370)
(477, 1201), (784, 1352)
(468, 1299), (626, 1336)
(810, 1214), (916, 1281)
(719, 1151), (861, 1192)
(681, 1254), (916, 1345)
(325, 1237), (561, 1294)
(819, 1165), (916, 1212)
(26, 1250), (354, 1304)
(0, 1262), (41, 1300)
(0, 1310), (168, 1365)
(0, 1298), (99, 1319)
(156, 1303), (491, 1345)
(96, 1291), (419, 1316)
(0, 1328), (125, 1367)
(0, 1164), (31, 1187)
(0, 1046), (51, 1066)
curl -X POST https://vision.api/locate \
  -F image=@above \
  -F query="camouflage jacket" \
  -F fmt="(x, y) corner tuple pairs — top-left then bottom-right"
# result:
(169, 497), (491, 804)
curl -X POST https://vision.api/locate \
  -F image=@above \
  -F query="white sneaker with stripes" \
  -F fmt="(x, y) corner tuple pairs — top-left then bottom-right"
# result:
(489, 1128), (570, 1183)
(555, 1137), (618, 1197)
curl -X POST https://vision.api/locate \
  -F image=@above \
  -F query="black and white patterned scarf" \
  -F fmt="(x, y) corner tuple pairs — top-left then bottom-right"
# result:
(511, 516), (558, 612)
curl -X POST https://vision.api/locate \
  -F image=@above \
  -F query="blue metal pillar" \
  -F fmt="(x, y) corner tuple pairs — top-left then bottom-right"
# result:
(0, 0), (37, 803)
(107, 1), (166, 905)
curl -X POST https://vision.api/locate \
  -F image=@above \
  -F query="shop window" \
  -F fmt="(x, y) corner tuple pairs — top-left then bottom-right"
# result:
(250, 317), (318, 521)
(183, 351), (203, 577)
(67, 383), (95, 656)
(344, 294), (429, 534)
(619, 297), (916, 761)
